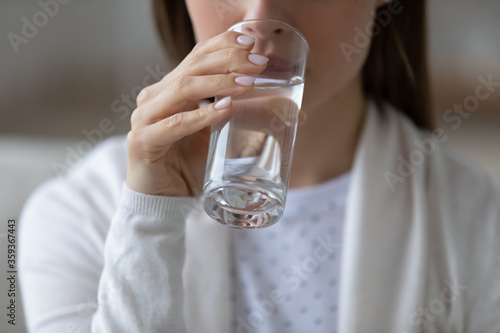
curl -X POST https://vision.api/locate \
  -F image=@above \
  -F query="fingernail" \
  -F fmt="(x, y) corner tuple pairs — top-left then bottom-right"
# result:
(237, 34), (255, 45)
(248, 54), (269, 65)
(235, 76), (255, 86)
(214, 96), (232, 110)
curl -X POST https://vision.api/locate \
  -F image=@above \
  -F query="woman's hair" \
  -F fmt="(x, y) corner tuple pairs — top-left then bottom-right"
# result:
(152, 0), (433, 129)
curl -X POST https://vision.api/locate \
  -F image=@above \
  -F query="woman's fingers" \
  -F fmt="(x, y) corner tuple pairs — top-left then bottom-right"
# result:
(180, 47), (269, 77)
(190, 31), (255, 55)
(132, 74), (257, 128)
(136, 31), (266, 107)
(129, 100), (232, 156)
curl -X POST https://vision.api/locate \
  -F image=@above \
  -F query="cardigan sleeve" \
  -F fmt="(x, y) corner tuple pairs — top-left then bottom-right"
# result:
(19, 178), (198, 333)
(90, 184), (199, 332)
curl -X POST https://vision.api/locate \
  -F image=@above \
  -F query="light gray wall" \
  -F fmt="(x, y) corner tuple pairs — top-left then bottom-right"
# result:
(1, 1), (166, 332)
(0, 0), (167, 137)
(428, 0), (500, 112)
(427, 0), (500, 186)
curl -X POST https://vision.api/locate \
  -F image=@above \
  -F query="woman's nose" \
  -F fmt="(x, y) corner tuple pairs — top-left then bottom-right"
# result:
(240, 0), (291, 37)
(242, 20), (288, 39)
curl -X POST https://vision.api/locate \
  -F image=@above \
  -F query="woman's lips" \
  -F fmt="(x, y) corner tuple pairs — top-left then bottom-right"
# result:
(259, 54), (298, 77)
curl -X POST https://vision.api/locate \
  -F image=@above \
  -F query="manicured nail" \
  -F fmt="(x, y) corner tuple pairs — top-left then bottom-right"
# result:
(235, 76), (255, 86)
(214, 96), (231, 110)
(237, 34), (255, 45)
(248, 54), (269, 65)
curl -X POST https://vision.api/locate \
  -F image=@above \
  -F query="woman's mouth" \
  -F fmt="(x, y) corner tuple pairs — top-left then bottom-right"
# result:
(258, 54), (299, 78)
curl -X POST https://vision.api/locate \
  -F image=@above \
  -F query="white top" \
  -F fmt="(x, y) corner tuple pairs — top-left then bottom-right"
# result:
(18, 101), (500, 333)
(230, 171), (351, 332)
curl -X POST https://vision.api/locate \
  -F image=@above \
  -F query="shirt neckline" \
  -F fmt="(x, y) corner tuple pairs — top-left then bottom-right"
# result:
(281, 170), (352, 217)
(286, 170), (352, 200)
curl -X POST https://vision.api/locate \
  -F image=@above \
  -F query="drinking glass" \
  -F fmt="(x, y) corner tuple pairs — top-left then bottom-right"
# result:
(201, 19), (309, 229)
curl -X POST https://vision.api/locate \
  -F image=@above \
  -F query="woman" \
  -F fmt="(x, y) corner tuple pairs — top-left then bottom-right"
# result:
(19, 0), (500, 332)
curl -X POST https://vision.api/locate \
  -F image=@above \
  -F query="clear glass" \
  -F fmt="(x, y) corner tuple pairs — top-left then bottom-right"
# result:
(201, 19), (309, 229)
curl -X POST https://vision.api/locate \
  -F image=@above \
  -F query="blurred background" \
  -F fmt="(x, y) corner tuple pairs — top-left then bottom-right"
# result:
(1, 0), (499, 331)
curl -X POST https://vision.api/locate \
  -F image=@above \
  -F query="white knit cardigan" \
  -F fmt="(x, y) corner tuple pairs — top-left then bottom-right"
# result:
(183, 102), (500, 333)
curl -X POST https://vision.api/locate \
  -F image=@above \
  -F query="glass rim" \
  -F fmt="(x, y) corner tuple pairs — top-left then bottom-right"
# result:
(227, 19), (309, 51)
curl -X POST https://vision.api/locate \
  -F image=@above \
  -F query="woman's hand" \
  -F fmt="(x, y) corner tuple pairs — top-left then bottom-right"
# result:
(126, 31), (306, 198)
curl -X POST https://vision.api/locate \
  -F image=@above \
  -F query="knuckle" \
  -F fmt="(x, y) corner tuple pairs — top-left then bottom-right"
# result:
(164, 113), (184, 130)
(136, 87), (150, 105)
(226, 30), (240, 42)
(199, 105), (213, 120)
(181, 52), (199, 72)
(126, 130), (136, 145)
(192, 40), (204, 52)
(127, 130), (144, 150)
(130, 107), (144, 126)
(171, 76), (191, 94)
(211, 74), (227, 88)
(224, 48), (242, 63)
(226, 49), (251, 73)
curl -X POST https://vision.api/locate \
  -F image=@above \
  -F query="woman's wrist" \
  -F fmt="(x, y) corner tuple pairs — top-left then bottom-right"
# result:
(120, 182), (199, 219)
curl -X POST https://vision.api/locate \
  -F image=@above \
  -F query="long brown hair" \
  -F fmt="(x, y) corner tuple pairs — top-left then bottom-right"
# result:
(152, 0), (433, 129)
